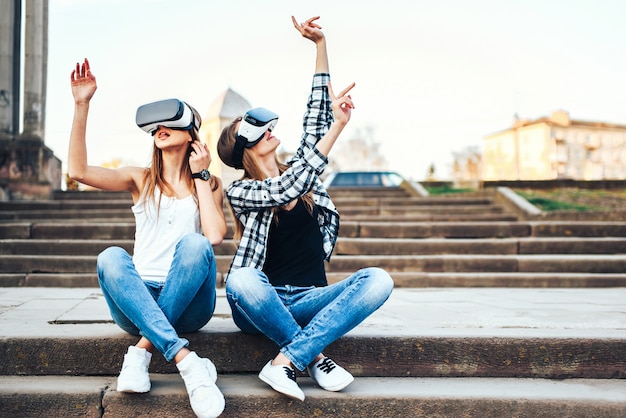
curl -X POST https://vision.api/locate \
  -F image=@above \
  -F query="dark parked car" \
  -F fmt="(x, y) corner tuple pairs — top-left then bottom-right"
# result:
(323, 171), (406, 188)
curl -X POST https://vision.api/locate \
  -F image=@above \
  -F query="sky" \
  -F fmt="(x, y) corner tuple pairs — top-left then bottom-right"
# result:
(43, 0), (626, 182)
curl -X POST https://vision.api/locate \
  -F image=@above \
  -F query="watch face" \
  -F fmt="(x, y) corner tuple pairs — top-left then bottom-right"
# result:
(193, 169), (210, 180)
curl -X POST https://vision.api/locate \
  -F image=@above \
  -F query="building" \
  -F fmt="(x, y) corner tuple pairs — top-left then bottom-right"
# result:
(198, 87), (251, 187)
(482, 110), (626, 181)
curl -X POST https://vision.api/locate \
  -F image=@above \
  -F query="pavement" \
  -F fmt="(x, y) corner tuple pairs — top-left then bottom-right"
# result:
(1, 286), (626, 339)
(2, 286), (626, 417)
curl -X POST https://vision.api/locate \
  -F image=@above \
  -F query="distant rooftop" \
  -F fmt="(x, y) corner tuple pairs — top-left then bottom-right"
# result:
(205, 87), (251, 119)
(514, 110), (626, 130)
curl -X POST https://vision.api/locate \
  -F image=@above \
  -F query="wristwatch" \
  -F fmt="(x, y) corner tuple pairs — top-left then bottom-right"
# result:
(191, 169), (211, 181)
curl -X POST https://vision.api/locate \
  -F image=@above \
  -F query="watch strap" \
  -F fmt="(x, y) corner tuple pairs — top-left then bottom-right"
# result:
(191, 169), (211, 180)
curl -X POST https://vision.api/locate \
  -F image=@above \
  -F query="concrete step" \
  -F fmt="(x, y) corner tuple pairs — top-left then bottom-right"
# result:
(338, 213), (519, 222)
(0, 239), (236, 256)
(344, 221), (626, 238)
(331, 196), (495, 207)
(3, 237), (624, 257)
(337, 204), (507, 216)
(51, 190), (130, 200)
(0, 199), (134, 211)
(324, 254), (626, 274)
(0, 210), (519, 223)
(2, 254), (625, 276)
(0, 209), (134, 220)
(326, 186), (415, 198)
(4, 330), (625, 378)
(4, 272), (626, 288)
(0, 204), (509, 222)
(334, 237), (626, 255)
(2, 196), (494, 210)
(48, 188), (413, 200)
(1, 288), (625, 379)
(4, 221), (626, 240)
(1, 191), (510, 216)
(1, 375), (624, 418)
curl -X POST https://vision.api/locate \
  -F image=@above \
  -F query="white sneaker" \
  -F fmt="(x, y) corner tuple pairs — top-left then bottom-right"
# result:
(307, 357), (354, 392)
(177, 351), (224, 418)
(116, 345), (152, 393)
(259, 360), (305, 401)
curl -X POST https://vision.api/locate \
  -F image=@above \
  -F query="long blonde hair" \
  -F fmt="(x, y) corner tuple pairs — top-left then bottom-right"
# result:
(141, 129), (219, 215)
(218, 117), (314, 240)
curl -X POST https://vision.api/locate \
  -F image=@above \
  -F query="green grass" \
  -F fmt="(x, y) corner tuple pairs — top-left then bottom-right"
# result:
(521, 196), (593, 211)
(425, 186), (474, 195)
(515, 191), (598, 212)
(423, 186), (625, 212)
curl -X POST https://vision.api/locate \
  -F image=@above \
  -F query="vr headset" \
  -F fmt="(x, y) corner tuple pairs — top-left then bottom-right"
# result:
(237, 107), (279, 146)
(232, 107), (279, 169)
(136, 98), (201, 135)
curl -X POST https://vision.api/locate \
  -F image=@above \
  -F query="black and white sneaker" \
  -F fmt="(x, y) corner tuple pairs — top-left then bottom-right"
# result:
(259, 360), (305, 401)
(307, 357), (354, 392)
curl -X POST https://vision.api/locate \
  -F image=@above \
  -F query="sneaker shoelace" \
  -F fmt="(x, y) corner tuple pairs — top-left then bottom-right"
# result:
(283, 366), (297, 382)
(316, 357), (337, 374)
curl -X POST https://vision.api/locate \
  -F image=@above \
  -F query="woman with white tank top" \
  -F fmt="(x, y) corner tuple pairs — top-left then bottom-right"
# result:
(68, 58), (227, 418)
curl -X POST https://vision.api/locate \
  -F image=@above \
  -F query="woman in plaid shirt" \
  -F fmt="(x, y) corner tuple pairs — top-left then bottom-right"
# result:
(217, 16), (394, 401)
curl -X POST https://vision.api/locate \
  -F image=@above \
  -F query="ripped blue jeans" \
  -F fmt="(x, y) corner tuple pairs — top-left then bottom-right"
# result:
(226, 266), (394, 371)
(98, 233), (217, 362)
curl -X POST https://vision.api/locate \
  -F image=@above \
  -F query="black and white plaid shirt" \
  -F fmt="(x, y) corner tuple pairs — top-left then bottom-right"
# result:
(225, 73), (339, 280)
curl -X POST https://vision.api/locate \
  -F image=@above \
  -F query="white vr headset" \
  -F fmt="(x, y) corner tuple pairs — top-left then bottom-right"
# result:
(232, 107), (279, 169)
(136, 98), (201, 135)
(236, 107), (279, 146)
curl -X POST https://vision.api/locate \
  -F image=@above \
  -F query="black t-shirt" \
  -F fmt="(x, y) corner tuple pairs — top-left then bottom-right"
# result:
(262, 199), (327, 287)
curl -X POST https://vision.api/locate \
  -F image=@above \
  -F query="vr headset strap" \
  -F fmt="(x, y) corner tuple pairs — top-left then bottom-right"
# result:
(232, 135), (246, 169)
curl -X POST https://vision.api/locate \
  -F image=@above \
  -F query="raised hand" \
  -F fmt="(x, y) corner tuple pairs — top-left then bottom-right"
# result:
(189, 140), (212, 174)
(70, 58), (97, 104)
(328, 81), (356, 125)
(292, 15), (325, 44)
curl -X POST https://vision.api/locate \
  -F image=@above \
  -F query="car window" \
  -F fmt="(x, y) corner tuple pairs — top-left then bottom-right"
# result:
(326, 171), (404, 187)
(381, 172), (404, 187)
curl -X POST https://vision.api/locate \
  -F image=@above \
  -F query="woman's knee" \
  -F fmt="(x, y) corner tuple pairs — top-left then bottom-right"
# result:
(179, 233), (212, 256)
(226, 267), (265, 295)
(364, 267), (394, 297)
(97, 246), (129, 279)
(176, 234), (214, 270)
(224, 269), (267, 334)
(97, 246), (124, 268)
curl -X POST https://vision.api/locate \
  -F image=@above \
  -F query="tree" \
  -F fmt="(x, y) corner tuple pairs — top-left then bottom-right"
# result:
(327, 126), (388, 172)
(426, 163), (437, 181)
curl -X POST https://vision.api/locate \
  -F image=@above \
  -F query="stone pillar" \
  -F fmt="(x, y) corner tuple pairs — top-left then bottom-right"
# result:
(0, 0), (61, 201)
(22, 0), (47, 139)
(0, 0), (20, 139)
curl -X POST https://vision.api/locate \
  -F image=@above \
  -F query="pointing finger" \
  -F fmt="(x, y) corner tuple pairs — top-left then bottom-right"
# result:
(338, 82), (356, 98)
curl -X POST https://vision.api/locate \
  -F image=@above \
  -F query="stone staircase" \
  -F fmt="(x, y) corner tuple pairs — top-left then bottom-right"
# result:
(2, 187), (626, 288)
(1, 186), (625, 416)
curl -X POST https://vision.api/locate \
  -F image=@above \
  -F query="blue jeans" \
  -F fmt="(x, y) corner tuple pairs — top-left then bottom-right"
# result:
(226, 267), (394, 371)
(97, 233), (217, 362)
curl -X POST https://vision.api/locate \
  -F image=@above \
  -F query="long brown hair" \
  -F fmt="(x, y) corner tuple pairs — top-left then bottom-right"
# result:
(140, 128), (219, 217)
(218, 117), (314, 240)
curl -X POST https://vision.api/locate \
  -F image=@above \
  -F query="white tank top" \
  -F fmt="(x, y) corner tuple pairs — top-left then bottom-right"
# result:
(132, 190), (200, 282)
